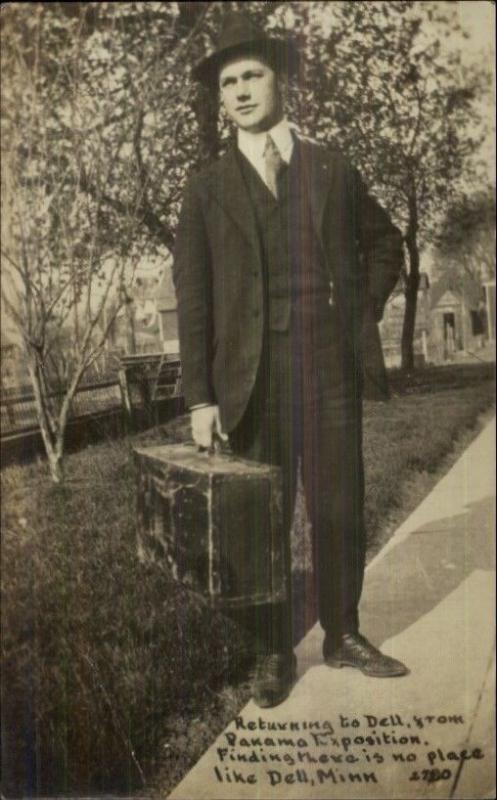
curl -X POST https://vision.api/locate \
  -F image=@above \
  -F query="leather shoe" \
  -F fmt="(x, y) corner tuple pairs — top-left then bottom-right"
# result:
(324, 633), (408, 678)
(252, 652), (297, 708)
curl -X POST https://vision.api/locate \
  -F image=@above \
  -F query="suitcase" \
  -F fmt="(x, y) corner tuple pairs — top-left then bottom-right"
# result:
(134, 443), (287, 607)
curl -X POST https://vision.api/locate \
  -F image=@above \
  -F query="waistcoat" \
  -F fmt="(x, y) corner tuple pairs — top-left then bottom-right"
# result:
(237, 140), (332, 332)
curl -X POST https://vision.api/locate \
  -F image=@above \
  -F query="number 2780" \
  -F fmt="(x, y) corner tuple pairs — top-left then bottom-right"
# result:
(409, 769), (452, 783)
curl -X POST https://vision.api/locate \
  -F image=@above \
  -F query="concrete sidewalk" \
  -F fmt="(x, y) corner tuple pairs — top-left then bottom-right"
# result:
(169, 417), (496, 800)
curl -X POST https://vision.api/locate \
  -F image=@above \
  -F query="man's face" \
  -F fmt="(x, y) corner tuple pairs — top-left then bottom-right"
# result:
(219, 56), (283, 133)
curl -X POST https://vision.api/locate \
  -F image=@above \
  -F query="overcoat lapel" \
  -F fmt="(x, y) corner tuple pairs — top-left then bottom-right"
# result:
(205, 138), (333, 251)
(295, 138), (333, 246)
(205, 145), (261, 255)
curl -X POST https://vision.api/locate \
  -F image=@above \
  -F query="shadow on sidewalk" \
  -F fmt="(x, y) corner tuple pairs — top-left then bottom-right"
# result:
(292, 494), (495, 662)
(359, 494), (495, 649)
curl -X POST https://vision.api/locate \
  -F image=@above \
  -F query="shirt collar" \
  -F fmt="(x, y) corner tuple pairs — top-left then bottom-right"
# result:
(237, 117), (295, 164)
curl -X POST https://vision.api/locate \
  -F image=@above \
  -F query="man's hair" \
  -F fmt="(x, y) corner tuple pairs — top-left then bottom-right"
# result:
(216, 46), (282, 88)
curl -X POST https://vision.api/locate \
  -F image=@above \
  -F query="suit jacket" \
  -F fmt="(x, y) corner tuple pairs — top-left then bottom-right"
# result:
(172, 137), (403, 432)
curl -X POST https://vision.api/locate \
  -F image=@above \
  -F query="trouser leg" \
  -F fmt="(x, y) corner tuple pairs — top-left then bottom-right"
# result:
(302, 381), (366, 649)
(229, 331), (297, 656)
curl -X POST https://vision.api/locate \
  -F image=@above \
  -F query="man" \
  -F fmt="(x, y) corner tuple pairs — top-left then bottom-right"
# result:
(172, 12), (408, 708)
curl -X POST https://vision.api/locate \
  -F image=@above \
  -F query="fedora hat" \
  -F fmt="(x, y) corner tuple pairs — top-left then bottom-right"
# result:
(192, 11), (299, 86)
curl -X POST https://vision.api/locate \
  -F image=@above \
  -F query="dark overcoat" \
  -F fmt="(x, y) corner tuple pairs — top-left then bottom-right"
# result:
(172, 137), (403, 432)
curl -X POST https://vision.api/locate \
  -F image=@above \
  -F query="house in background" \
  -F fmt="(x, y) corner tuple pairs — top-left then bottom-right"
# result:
(427, 273), (488, 362)
(104, 260), (179, 358)
(379, 269), (493, 366)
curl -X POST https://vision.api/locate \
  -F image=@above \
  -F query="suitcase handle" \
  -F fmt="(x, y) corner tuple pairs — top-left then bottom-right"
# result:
(197, 432), (232, 457)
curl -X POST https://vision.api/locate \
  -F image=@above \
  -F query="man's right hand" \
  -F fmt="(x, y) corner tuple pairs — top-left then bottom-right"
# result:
(190, 405), (228, 449)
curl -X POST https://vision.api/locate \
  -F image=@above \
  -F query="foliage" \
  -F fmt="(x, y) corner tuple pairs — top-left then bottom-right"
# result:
(298, 3), (484, 235)
(433, 185), (496, 293)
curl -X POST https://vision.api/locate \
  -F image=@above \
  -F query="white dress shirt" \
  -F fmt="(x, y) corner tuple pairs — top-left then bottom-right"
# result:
(237, 117), (295, 188)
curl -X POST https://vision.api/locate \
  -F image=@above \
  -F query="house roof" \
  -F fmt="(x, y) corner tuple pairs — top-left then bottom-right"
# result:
(390, 271), (430, 297)
(430, 272), (482, 311)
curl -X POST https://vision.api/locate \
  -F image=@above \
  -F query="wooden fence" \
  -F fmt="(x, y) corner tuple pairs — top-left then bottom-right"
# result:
(0, 357), (185, 467)
(1, 380), (122, 437)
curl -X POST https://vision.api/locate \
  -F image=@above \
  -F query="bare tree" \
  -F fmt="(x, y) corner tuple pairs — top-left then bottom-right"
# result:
(1, 4), (143, 482)
(0, 1), (225, 480)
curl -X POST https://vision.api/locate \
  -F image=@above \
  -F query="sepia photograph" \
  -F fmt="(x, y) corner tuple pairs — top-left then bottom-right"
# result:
(1, 2), (495, 798)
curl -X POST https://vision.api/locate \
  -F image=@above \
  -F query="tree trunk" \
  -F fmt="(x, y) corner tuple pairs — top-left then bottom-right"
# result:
(193, 84), (220, 168)
(27, 352), (88, 484)
(28, 359), (65, 483)
(126, 301), (136, 354)
(46, 447), (64, 483)
(401, 187), (421, 372)
(401, 240), (421, 372)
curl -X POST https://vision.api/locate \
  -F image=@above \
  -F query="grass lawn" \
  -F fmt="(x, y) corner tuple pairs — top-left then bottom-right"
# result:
(1, 362), (494, 797)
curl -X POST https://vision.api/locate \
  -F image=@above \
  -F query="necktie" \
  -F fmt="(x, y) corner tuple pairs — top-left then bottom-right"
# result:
(263, 134), (285, 199)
